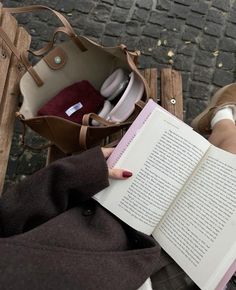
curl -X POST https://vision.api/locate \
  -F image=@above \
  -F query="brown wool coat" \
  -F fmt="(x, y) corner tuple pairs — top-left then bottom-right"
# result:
(0, 147), (196, 290)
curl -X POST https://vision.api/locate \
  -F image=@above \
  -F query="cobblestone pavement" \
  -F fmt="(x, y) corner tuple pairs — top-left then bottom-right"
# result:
(3, 0), (236, 190)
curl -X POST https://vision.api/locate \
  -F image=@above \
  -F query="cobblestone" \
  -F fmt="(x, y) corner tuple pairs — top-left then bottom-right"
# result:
(229, 10), (236, 24)
(174, 0), (197, 6)
(186, 12), (206, 29)
(156, 0), (171, 11)
(199, 35), (218, 51)
(206, 8), (225, 24)
(195, 50), (215, 67)
(193, 65), (213, 83)
(189, 82), (211, 100)
(111, 7), (129, 22)
(116, 0), (133, 9)
(132, 8), (150, 22)
(126, 21), (142, 36)
(182, 26), (201, 43)
(160, 31), (181, 47)
(174, 54), (193, 71)
(204, 21), (223, 37)
(225, 23), (236, 39)
(101, 0), (114, 5)
(75, 0), (95, 13)
(136, 0), (153, 10)
(84, 21), (104, 37)
(219, 37), (236, 52)
(149, 11), (169, 26)
(170, 3), (190, 19)
(143, 23), (161, 38)
(105, 22), (124, 36)
(177, 43), (195, 56)
(191, 2), (209, 15)
(213, 69), (235, 86)
(92, 4), (112, 22)
(212, 0), (231, 12)
(216, 52), (236, 70)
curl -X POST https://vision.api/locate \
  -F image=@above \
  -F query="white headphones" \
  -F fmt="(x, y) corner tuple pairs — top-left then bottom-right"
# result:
(93, 69), (144, 125)
(91, 100), (113, 126)
(100, 68), (129, 101)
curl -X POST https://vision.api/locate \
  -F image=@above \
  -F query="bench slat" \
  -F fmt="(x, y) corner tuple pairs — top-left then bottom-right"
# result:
(0, 24), (31, 193)
(0, 12), (17, 112)
(160, 68), (183, 121)
(142, 68), (158, 102)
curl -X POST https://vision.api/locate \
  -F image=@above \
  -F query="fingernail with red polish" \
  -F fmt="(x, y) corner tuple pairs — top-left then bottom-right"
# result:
(122, 171), (133, 178)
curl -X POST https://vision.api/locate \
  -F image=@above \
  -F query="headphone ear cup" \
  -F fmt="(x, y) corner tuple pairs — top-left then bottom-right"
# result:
(92, 101), (113, 126)
(100, 68), (128, 100)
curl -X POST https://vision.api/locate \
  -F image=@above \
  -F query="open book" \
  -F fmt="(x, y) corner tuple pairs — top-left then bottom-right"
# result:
(94, 100), (236, 290)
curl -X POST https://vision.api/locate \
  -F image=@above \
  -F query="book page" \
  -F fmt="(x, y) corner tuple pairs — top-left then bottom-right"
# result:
(94, 106), (209, 235)
(153, 145), (236, 290)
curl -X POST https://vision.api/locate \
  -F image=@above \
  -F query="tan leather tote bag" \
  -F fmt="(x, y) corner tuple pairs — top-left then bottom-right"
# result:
(0, 5), (150, 154)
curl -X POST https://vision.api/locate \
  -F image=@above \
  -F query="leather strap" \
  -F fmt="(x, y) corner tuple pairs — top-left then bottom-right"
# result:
(82, 113), (116, 126)
(0, 27), (43, 86)
(28, 27), (87, 57)
(3, 5), (87, 56)
(3, 5), (73, 30)
(20, 51), (44, 86)
(79, 125), (89, 150)
(79, 121), (132, 150)
(29, 26), (86, 57)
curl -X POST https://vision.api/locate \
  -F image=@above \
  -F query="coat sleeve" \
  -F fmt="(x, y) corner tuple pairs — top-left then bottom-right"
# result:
(0, 146), (109, 237)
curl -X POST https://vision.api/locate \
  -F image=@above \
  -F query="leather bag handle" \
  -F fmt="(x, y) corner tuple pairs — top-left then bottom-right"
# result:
(79, 121), (132, 150)
(82, 101), (145, 126)
(3, 5), (87, 55)
(82, 113), (116, 126)
(0, 26), (44, 86)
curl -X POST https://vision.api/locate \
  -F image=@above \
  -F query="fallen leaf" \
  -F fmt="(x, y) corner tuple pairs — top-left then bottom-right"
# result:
(167, 50), (174, 58)
(213, 50), (219, 56)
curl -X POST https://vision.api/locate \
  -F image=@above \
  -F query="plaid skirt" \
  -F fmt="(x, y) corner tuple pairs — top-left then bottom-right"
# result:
(152, 250), (236, 290)
(151, 250), (200, 290)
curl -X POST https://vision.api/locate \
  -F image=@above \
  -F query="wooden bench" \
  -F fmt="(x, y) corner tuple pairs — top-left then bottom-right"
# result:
(0, 6), (31, 193)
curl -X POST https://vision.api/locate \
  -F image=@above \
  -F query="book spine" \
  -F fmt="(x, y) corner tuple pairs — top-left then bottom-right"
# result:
(107, 99), (157, 168)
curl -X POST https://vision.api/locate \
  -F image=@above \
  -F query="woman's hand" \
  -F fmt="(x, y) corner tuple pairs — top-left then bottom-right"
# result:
(101, 148), (133, 180)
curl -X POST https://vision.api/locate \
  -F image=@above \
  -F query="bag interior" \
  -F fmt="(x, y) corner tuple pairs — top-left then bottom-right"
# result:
(19, 36), (132, 119)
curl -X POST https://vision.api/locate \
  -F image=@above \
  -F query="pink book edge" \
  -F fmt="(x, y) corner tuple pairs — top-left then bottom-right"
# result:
(107, 99), (157, 168)
(215, 259), (236, 290)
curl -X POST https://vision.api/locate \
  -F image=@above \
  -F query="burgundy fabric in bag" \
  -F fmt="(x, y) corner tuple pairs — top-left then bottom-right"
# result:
(37, 81), (105, 124)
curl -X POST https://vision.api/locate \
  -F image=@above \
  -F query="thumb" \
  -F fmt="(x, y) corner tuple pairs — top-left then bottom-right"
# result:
(108, 168), (133, 179)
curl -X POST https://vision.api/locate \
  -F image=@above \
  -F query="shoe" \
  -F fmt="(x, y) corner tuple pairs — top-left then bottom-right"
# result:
(191, 83), (236, 134)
